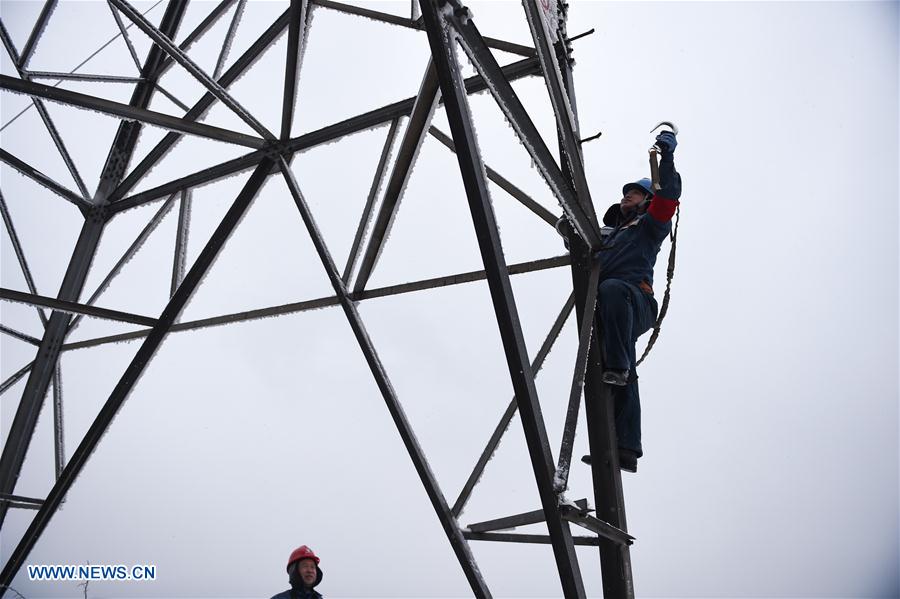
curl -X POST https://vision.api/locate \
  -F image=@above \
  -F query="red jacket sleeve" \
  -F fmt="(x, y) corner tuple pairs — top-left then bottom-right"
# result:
(647, 196), (679, 223)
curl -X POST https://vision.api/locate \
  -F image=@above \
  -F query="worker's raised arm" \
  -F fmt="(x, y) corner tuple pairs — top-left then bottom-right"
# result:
(647, 131), (681, 223)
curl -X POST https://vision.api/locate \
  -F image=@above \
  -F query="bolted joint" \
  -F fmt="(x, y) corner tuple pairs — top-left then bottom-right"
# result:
(278, 146), (295, 162)
(263, 143), (283, 160)
(260, 144), (283, 176)
(40, 337), (64, 361)
(264, 142), (294, 173)
(80, 202), (110, 224)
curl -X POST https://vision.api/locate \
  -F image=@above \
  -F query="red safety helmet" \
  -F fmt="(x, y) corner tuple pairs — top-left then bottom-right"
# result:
(287, 545), (320, 571)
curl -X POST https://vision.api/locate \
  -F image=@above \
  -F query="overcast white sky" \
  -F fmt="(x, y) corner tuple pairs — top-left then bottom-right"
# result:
(0, 1), (898, 597)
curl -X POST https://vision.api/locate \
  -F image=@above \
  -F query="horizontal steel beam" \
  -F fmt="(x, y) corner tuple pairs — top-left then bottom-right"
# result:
(468, 510), (544, 533)
(311, 0), (535, 57)
(0, 288), (157, 327)
(464, 531), (600, 547)
(360, 255), (569, 301)
(467, 499), (588, 533)
(59, 255), (570, 351)
(0, 75), (267, 149)
(0, 493), (43, 510)
(24, 71), (143, 83)
(111, 55), (543, 214)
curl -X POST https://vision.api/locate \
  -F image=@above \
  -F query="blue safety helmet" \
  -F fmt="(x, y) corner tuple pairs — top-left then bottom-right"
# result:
(622, 177), (654, 198)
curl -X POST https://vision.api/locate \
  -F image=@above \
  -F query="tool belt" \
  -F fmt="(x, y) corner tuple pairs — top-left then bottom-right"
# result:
(638, 280), (654, 296)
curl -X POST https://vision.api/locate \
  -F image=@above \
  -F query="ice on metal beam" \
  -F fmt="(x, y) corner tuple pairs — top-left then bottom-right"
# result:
(0, 288), (158, 327)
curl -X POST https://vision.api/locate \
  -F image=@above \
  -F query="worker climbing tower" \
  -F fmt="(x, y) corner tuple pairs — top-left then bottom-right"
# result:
(0, 0), (637, 595)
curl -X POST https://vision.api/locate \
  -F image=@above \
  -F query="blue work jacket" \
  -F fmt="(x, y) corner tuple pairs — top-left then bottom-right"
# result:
(596, 209), (672, 289)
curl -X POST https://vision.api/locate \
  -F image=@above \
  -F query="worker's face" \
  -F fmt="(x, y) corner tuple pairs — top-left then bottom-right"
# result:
(297, 559), (318, 587)
(621, 189), (648, 212)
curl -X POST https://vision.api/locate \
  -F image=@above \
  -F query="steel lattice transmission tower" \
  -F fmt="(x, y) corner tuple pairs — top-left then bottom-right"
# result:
(0, 0), (635, 595)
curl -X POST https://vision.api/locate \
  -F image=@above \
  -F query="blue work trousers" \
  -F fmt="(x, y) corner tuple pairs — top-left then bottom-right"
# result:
(595, 279), (658, 456)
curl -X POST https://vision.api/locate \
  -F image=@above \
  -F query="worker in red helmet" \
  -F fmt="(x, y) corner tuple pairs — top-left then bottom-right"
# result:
(269, 545), (324, 599)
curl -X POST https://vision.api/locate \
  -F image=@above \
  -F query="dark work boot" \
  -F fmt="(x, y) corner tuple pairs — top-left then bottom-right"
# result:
(602, 369), (629, 386)
(581, 450), (639, 473)
(619, 449), (638, 473)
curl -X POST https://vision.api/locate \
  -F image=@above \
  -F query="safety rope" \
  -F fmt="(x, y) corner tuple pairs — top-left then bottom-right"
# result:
(636, 204), (679, 366)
